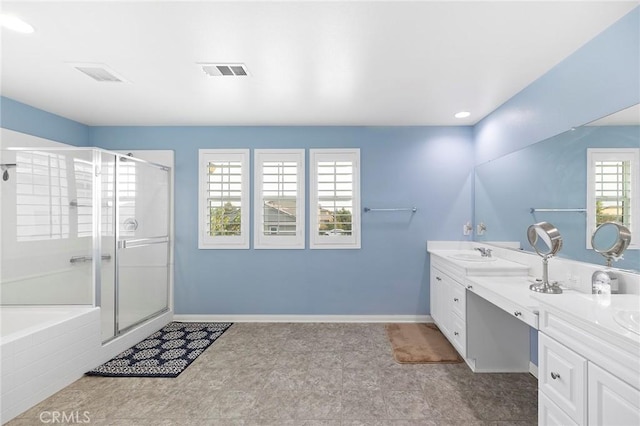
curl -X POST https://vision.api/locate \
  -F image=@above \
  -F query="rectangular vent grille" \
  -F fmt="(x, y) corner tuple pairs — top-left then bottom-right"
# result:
(200, 63), (249, 77)
(69, 63), (128, 83)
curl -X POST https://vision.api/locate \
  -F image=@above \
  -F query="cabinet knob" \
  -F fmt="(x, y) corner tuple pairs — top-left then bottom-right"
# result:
(514, 311), (522, 317)
(550, 372), (561, 380)
(454, 331), (459, 336)
(467, 285), (473, 290)
(436, 276), (442, 281)
(454, 298), (459, 302)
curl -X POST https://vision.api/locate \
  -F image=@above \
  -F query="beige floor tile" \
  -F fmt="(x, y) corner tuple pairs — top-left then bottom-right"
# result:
(341, 390), (387, 420)
(294, 390), (342, 420)
(342, 368), (381, 390)
(383, 390), (432, 419)
(6, 324), (537, 426)
(247, 390), (300, 420)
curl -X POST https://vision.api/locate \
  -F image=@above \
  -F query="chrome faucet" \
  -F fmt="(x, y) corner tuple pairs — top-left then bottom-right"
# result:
(474, 247), (492, 258)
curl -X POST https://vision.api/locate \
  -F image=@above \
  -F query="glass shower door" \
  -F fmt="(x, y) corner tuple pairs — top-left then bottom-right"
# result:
(116, 156), (170, 333)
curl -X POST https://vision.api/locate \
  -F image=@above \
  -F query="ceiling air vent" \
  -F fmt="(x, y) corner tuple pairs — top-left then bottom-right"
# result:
(199, 63), (249, 77)
(69, 63), (128, 83)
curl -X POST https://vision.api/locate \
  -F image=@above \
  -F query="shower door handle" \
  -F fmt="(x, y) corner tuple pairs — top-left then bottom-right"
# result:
(118, 236), (169, 249)
(70, 255), (112, 264)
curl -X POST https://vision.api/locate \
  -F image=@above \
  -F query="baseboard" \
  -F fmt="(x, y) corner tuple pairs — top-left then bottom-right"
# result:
(529, 362), (539, 379)
(173, 314), (432, 323)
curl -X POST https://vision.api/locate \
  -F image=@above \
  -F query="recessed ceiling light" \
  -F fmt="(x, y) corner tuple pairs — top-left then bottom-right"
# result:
(0, 14), (35, 34)
(454, 111), (471, 119)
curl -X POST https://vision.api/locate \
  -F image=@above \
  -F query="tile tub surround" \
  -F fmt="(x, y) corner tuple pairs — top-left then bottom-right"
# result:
(0, 306), (101, 424)
(7, 323), (538, 425)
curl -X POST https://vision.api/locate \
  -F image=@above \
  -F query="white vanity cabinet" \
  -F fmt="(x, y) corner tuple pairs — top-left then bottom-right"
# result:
(429, 253), (533, 372)
(538, 333), (587, 424)
(430, 261), (466, 356)
(537, 296), (640, 426)
(588, 363), (640, 426)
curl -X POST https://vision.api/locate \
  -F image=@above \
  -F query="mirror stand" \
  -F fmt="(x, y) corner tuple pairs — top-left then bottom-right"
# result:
(527, 222), (563, 294)
(529, 255), (563, 294)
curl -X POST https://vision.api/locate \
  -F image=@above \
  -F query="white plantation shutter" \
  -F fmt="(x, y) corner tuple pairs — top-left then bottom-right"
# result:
(198, 149), (250, 249)
(587, 148), (639, 249)
(254, 149), (305, 249)
(310, 149), (361, 249)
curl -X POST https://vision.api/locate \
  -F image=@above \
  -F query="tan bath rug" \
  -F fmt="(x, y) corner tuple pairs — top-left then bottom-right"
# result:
(385, 323), (463, 364)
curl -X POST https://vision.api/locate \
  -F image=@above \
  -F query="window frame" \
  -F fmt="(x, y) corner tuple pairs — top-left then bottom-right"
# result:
(198, 149), (250, 249)
(254, 149), (306, 249)
(586, 147), (640, 250)
(309, 148), (361, 249)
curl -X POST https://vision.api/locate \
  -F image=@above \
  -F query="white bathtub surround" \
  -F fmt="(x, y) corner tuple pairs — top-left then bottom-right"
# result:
(0, 306), (100, 424)
(0, 131), (175, 422)
(0, 306), (172, 424)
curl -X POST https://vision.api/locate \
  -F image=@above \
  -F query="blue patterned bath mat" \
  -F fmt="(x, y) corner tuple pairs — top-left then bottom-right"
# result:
(86, 322), (232, 378)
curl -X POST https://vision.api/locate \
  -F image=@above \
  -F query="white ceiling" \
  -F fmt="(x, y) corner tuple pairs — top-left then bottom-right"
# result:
(588, 104), (640, 126)
(0, 1), (637, 126)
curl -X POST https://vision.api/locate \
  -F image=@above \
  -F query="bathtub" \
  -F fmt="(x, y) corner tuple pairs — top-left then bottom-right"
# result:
(0, 306), (101, 424)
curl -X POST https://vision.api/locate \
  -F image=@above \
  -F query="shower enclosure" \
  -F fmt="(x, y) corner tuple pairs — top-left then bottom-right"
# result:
(0, 146), (171, 342)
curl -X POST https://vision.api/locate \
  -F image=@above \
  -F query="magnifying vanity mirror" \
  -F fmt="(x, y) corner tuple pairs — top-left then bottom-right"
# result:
(590, 222), (632, 294)
(528, 221), (563, 294)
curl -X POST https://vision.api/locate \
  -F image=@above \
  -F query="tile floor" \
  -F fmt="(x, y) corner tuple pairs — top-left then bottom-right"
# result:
(9, 323), (538, 425)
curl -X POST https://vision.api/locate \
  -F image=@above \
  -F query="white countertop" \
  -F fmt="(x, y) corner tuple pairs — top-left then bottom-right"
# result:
(534, 293), (640, 348)
(429, 249), (530, 276)
(466, 276), (543, 311)
(429, 245), (640, 346)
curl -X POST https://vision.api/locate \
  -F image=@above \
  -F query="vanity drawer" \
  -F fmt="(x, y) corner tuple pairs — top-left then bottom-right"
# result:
(539, 392), (579, 426)
(539, 333), (587, 425)
(467, 283), (538, 328)
(450, 314), (466, 356)
(539, 308), (640, 391)
(451, 282), (466, 320)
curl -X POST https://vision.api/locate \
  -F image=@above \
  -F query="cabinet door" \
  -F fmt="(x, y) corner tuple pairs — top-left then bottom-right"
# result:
(588, 363), (640, 426)
(430, 268), (449, 335)
(539, 333), (587, 425)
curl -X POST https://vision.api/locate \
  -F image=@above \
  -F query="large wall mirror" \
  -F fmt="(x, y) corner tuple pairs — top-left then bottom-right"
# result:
(474, 103), (639, 272)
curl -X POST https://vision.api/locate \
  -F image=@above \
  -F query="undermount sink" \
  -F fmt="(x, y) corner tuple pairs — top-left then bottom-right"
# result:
(448, 253), (497, 262)
(613, 309), (640, 335)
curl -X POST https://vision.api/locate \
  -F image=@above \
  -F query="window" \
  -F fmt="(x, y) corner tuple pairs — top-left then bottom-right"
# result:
(199, 149), (250, 249)
(309, 149), (361, 249)
(587, 148), (639, 249)
(254, 149), (305, 249)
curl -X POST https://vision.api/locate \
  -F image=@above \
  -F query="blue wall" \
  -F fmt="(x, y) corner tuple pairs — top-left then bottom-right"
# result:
(0, 97), (89, 146)
(90, 126), (474, 315)
(474, 7), (640, 165)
